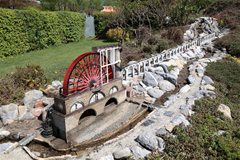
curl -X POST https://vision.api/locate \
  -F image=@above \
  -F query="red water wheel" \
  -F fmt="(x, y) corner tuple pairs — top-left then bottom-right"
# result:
(62, 52), (113, 97)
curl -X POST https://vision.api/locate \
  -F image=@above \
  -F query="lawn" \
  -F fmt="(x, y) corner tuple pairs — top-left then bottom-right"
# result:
(0, 39), (114, 81)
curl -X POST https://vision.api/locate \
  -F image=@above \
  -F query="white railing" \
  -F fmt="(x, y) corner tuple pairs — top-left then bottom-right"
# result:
(122, 32), (217, 80)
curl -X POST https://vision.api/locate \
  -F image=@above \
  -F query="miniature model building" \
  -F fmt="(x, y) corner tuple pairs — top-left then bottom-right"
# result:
(51, 45), (126, 142)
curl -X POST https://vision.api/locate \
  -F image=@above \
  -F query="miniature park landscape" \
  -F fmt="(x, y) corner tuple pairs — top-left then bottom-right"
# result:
(0, 0), (240, 160)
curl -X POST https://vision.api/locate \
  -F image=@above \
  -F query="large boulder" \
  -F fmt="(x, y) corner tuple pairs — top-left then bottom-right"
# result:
(179, 85), (191, 93)
(218, 104), (232, 120)
(136, 132), (165, 151)
(171, 114), (190, 127)
(158, 80), (176, 92)
(143, 72), (158, 87)
(113, 147), (132, 159)
(156, 128), (168, 137)
(202, 76), (214, 85)
(147, 88), (165, 99)
(130, 146), (151, 159)
(163, 73), (178, 85)
(23, 90), (43, 108)
(0, 103), (18, 125)
(159, 64), (169, 73)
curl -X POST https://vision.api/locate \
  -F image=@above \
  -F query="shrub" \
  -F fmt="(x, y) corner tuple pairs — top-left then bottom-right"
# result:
(0, 8), (85, 57)
(106, 27), (129, 42)
(0, 65), (47, 105)
(94, 12), (112, 37)
(142, 45), (154, 54)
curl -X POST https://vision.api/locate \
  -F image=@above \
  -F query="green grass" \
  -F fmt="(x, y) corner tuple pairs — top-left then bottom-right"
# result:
(0, 39), (114, 81)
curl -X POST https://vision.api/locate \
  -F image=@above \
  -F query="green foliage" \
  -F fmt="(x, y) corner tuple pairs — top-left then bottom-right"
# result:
(94, 12), (112, 37)
(0, 65), (47, 105)
(153, 58), (240, 159)
(106, 27), (129, 42)
(0, 8), (84, 57)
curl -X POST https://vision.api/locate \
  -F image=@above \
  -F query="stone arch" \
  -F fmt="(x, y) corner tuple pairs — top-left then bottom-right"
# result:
(105, 97), (118, 107)
(79, 109), (97, 120)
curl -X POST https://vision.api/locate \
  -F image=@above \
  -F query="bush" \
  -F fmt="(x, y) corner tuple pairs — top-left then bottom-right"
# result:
(106, 27), (129, 42)
(0, 65), (47, 105)
(0, 8), (84, 57)
(94, 12), (112, 37)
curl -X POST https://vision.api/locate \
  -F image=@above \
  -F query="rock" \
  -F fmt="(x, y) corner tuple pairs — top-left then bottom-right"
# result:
(113, 147), (131, 159)
(158, 137), (165, 152)
(187, 75), (195, 84)
(202, 76), (214, 84)
(154, 66), (165, 74)
(51, 80), (62, 90)
(99, 155), (114, 160)
(218, 104), (232, 120)
(164, 111), (175, 117)
(158, 80), (175, 92)
(163, 73), (177, 85)
(165, 123), (175, 132)
(170, 68), (180, 77)
(130, 146), (151, 159)
(133, 84), (145, 93)
(159, 64), (169, 73)
(136, 132), (158, 151)
(147, 88), (165, 99)
(41, 97), (54, 107)
(20, 112), (35, 120)
(23, 90), (43, 108)
(171, 114), (190, 127)
(180, 104), (191, 117)
(179, 85), (191, 93)
(196, 66), (205, 76)
(34, 99), (44, 108)
(44, 85), (58, 96)
(200, 84), (215, 91)
(32, 108), (43, 117)
(0, 103), (18, 125)
(156, 128), (168, 137)
(143, 72), (158, 87)
(18, 105), (28, 120)
(0, 142), (14, 154)
(142, 119), (155, 126)
(0, 129), (10, 140)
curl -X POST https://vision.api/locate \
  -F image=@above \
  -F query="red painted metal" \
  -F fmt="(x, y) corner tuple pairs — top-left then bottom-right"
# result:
(62, 52), (113, 97)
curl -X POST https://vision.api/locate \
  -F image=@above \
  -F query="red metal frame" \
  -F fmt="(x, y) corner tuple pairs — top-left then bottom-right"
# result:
(62, 52), (113, 97)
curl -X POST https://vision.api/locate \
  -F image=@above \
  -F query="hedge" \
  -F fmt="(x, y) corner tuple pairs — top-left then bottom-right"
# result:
(0, 9), (84, 57)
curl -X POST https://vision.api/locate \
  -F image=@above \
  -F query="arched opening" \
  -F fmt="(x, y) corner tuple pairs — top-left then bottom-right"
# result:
(79, 109), (97, 127)
(80, 109), (97, 119)
(105, 98), (118, 107)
